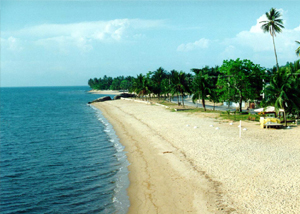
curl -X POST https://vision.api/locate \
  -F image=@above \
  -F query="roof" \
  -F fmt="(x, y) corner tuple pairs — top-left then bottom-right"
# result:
(254, 106), (284, 113)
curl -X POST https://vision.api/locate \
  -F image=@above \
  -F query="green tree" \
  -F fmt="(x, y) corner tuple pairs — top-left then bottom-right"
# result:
(263, 68), (294, 126)
(151, 67), (167, 99)
(110, 76), (124, 90)
(207, 66), (221, 110)
(88, 78), (95, 89)
(161, 78), (170, 99)
(191, 67), (211, 111)
(284, 60), (300, 117)
(260, 8), (284, 72)
(170, 70), (189, 106)
(218, 59), (266, 112)
(120, 80), (130, 90)
(134, 74), (151, 100)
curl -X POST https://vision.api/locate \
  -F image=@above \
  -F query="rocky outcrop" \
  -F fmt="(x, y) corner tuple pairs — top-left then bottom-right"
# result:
(114, 93), (136, 100)
(88, 96), (112, 104)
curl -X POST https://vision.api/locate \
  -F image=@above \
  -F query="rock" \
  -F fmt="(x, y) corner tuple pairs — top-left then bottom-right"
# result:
(114, 93), (136, 100)
(88, 96), (112, 104)
(114, 95), (121, 100)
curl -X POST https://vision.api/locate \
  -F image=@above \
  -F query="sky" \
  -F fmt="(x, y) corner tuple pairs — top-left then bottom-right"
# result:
(1, 0), (299, 87)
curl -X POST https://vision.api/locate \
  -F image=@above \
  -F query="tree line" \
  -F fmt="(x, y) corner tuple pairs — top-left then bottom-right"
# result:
(88, 75), (135, 91)
(88, 59), (300, 117)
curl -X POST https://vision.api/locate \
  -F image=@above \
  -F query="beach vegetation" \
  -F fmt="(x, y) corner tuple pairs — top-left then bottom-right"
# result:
(133, 74), (151, 100)
(191, 67), (211, 111)
(217, 58), (266, 112)
(190, 66), (221, 111)
(151, 67), (168, 100)
(262, 60), (300, 126)
(88, 75), (135, 91)
(170, 70), (190, 107)
(260, 7), (284, 72)
(220, 111), (255, 122)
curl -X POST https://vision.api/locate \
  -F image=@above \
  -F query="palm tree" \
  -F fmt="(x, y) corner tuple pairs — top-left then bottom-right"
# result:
(134, 74), (150, 100)
(260, 8), (284, 72)
(207, 66), (221, 110)
(296, 41), (300, 57)
(152, 67), (167, 99)
(170, 70), (180, 105)
(264, 68), (293, 126)
(170, 70), (189, 106)
(191, 67), (210, 111)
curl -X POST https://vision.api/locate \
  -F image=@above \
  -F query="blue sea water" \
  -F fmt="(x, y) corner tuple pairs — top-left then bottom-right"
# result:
(0, 86), (130, 214)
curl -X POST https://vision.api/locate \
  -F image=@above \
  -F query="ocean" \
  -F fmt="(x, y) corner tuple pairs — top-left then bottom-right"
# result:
(0, 86), (130, 214)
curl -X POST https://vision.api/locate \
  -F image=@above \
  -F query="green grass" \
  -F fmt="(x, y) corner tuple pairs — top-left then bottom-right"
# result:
(219, 112), (261, 121)
(134, 97), (264, 123)
(181, 108), (217, 113)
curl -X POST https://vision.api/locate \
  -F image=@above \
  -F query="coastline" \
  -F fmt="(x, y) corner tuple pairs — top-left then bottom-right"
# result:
(92, 99), (300, 213)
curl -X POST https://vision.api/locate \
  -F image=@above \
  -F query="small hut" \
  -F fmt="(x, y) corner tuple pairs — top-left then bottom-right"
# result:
(254, 106), (284, 129)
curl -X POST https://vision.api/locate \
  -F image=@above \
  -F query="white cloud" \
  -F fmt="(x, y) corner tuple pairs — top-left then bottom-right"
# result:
(177, 9), (299, 67)
(2, 19), (163, 52)
(177, 38), (210, 52)
(224, 13), (300, 60)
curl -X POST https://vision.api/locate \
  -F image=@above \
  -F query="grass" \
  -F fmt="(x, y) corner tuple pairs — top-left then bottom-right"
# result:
(152, 98), (255, 121)
(130, 97), (299, 125)
(220, 112), (255, 121)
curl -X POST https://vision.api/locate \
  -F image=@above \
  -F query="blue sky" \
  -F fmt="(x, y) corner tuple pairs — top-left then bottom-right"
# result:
(1, 0), (299, 87)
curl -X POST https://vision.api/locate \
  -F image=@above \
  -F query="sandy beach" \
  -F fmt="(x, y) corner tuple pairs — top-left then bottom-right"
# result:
(92, 99), (300, 213)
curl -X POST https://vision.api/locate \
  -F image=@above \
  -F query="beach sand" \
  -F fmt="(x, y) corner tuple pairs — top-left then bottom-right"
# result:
(92, 99), (300, 213)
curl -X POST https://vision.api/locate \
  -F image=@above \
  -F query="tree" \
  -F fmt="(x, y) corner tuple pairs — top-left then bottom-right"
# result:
(263, 68), (293, 126)
(170, 70), (189, 106)
(296, 41), (300, 57)
(207, 66), (221, 110)
(110, 76), (124, 90)
(283, 60), (300, 118)
(191, 67), (211, 111)
(161, 77), (171, 100)
(217, 59), (266, 112)
(120, 80), (130, 90)
(88, 78), (95, 89)
(134, 74), (151, 100)
(151, 67), (167, 99)
(260, 8), (284, 72)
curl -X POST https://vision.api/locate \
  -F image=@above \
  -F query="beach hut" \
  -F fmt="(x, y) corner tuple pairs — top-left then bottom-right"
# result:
(254, 106), (284, 129)
(254, 106), (284, 117)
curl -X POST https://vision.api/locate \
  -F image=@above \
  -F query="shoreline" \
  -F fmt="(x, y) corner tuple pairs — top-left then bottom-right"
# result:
(92, 99), (300, 213)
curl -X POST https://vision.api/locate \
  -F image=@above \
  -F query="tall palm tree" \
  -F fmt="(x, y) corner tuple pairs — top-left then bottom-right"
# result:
(296, 41), (300, 57)
(260, 8), (284, 72)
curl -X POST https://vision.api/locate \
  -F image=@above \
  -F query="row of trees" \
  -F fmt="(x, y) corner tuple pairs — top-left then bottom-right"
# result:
(88, 59), (299, 116)
(88, 75), (135, 90)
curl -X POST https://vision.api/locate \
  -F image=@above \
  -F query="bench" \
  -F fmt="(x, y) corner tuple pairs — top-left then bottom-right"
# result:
(264, 121), (283, 129)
